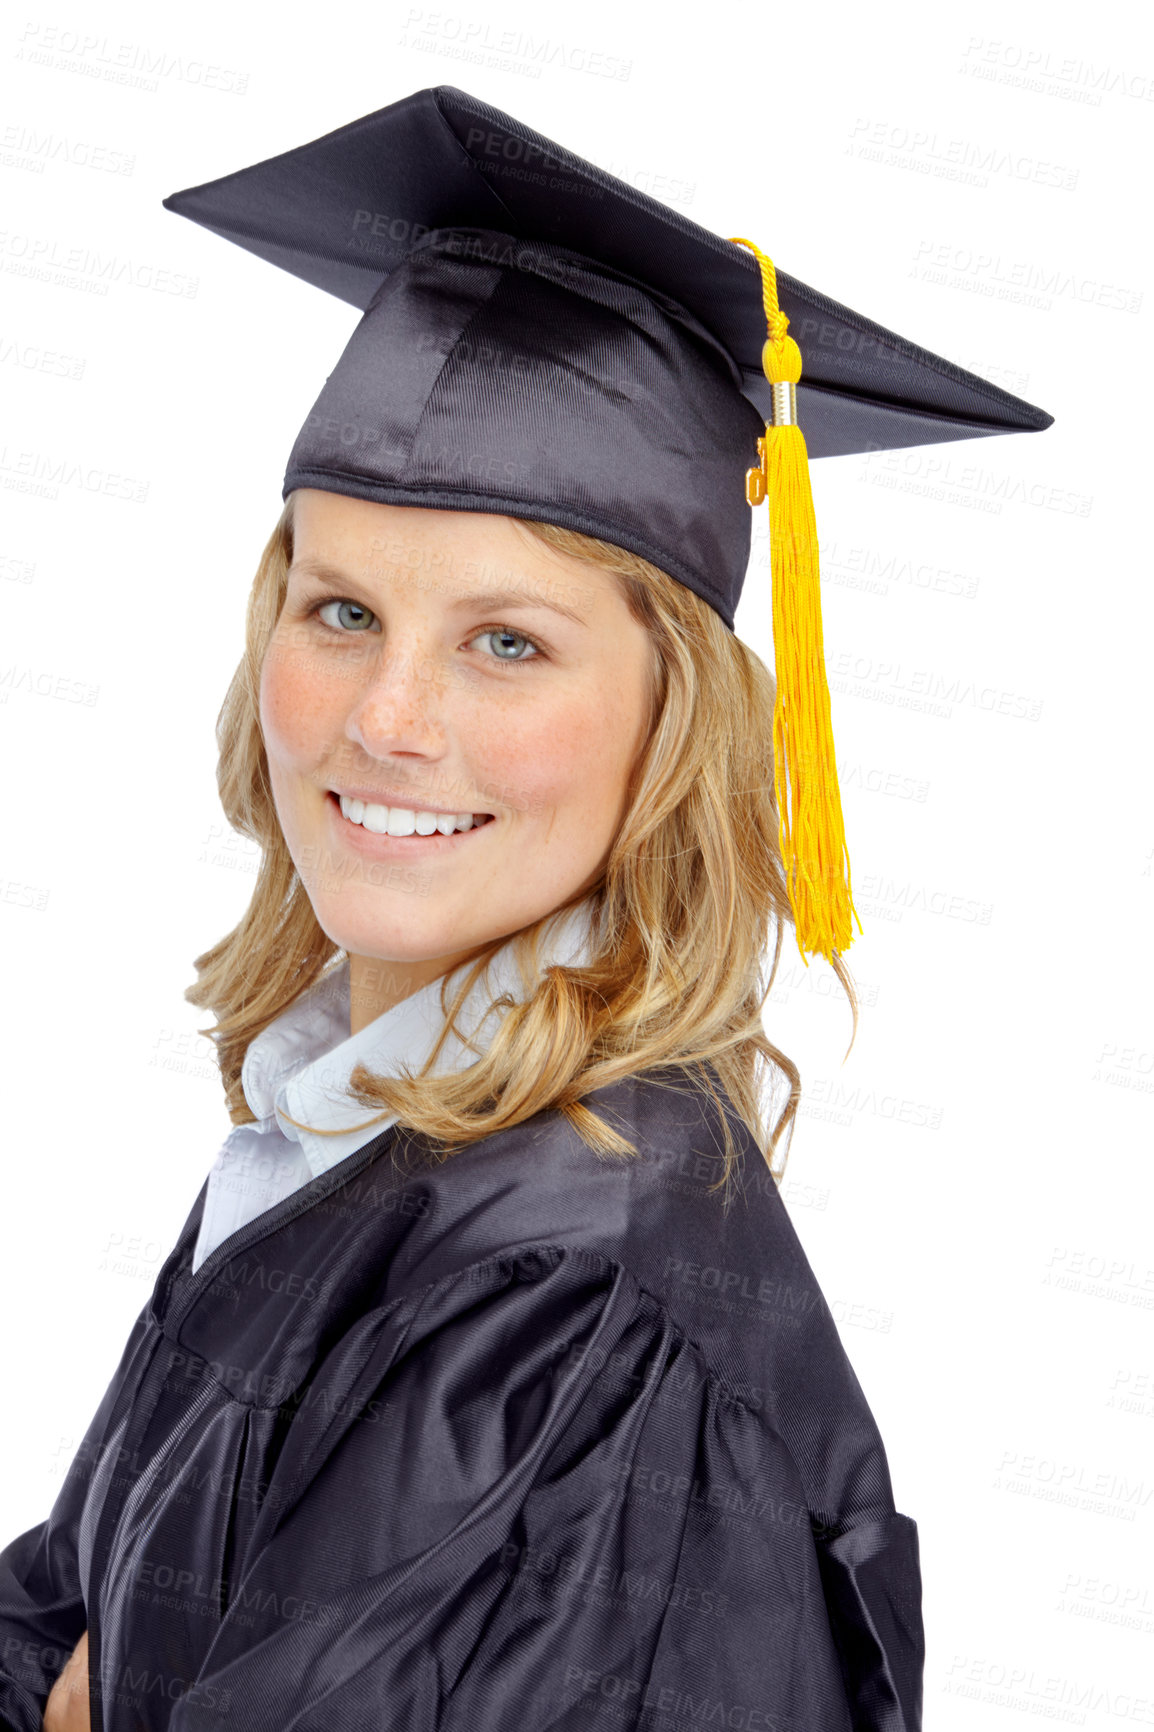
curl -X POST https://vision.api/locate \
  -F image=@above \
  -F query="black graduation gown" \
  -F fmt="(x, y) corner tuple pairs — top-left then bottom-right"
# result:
(0, 1067), (924, 1731)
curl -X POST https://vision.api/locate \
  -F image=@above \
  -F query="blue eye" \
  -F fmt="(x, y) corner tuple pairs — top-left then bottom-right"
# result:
(316, 599), (379, 632)
(473, 626), (540, 663)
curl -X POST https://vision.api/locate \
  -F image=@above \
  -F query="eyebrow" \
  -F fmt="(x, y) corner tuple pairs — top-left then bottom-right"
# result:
(287, 559), (591, 627)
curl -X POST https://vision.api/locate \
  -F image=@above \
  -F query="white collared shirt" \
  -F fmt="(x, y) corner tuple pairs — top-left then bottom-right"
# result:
(190, 900), (597, 1272)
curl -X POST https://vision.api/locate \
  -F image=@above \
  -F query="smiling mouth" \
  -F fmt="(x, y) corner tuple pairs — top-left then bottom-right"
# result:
(329, 791), (496, 837)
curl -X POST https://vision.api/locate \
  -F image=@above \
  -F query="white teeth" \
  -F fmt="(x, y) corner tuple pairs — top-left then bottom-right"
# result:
(337, 795), (486, 836)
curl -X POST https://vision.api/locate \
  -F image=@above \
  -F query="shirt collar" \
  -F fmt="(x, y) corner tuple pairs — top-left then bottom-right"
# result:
(240, 896), (600, 1180)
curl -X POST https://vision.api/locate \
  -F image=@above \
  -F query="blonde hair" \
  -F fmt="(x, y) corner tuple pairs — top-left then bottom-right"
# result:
(185, 494), (858, 1190)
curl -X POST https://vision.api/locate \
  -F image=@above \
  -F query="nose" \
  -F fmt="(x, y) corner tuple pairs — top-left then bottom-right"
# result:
(344, 633), (449, 761)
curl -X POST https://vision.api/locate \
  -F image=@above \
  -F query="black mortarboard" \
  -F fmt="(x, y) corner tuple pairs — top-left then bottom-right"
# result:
(162, 85), (1053, 965)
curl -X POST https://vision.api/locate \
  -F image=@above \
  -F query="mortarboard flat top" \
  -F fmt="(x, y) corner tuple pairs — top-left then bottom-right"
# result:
(163, 84), (1052, 462)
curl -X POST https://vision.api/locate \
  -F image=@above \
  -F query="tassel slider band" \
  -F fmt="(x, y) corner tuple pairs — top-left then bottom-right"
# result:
(768, 381), (798, 426)
(746, 387), (801, 501)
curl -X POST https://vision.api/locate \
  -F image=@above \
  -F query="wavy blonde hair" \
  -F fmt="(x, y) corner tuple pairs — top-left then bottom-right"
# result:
(185, 493), (858, 1189)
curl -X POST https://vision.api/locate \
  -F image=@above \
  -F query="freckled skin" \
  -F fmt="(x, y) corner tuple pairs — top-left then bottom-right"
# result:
(260, 490), (654, 1031)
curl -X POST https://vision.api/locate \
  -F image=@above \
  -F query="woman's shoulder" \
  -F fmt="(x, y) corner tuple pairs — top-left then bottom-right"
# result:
(388, 1061), (784, 1285)
(386, 1065), (855, 1434)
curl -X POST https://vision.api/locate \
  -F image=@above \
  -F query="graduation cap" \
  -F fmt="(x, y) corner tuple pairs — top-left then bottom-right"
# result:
(162, 84), (1053, 967)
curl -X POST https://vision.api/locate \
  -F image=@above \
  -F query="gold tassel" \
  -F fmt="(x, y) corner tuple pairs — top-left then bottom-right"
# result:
(729, 236), (862, 965)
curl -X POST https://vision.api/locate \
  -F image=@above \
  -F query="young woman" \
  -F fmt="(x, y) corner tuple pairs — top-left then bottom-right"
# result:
(2, 77), (1050, 1732)
(9, 484), (923, 1732)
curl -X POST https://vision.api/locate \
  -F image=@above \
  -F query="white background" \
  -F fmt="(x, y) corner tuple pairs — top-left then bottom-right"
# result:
(2, 0), (1152, 1723)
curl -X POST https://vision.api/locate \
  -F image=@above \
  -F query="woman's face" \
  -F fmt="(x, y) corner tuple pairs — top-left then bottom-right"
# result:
(260, 489), (655, 1019)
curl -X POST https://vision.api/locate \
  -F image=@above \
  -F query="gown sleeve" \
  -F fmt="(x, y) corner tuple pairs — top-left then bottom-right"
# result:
(0, 1299), (157, 1732)
(167, 1242), (922, 1732)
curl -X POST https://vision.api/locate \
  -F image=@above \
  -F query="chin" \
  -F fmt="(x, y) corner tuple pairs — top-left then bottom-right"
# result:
(315, 898), (491, 960)
(318, 912), (451, 960)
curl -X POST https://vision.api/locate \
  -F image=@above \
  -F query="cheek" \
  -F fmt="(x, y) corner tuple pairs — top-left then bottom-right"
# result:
(259, 640), (333, 766)
(478, 683), (639, 832)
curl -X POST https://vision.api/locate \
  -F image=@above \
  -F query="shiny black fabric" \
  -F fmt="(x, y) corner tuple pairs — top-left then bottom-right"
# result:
(283, 225), (764, 626)
(0, 1070), (922, 1731)
(161, 83), (1054, 629)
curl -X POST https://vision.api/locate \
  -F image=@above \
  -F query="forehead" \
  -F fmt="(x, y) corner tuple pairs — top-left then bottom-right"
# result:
(287, 490), (608, 621)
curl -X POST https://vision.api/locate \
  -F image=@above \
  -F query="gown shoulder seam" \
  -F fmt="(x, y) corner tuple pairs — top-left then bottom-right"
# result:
(441, 1239), (758, 1412)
